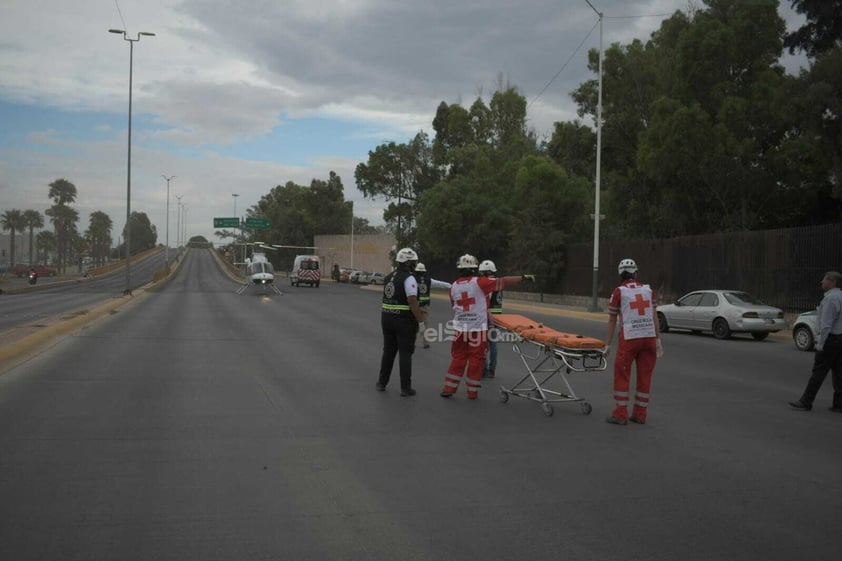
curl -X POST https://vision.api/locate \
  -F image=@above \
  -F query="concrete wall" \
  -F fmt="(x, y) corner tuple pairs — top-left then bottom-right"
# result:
(315, 233), (397, 276)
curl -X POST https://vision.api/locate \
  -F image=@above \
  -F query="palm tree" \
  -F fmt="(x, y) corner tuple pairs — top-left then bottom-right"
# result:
(46, 204), (79, 274)
(46, 178), (78, 274)
(36, 231), (56, 265)
(22, 210), (44, 267)
(48, 178), (77, 206)
(1, 209), (26, 268)
(86, 211), (113, 266)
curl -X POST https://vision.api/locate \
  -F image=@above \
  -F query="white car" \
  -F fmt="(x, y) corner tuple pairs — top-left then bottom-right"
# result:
(657, 290), (785, 340)
(792, 310), (818, 351)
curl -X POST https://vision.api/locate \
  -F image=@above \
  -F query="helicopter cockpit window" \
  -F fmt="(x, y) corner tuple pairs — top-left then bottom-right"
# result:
(249, 262), (274, 275)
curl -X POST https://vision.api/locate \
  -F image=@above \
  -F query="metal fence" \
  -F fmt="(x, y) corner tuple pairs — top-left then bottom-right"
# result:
(561, 223), (842, 313)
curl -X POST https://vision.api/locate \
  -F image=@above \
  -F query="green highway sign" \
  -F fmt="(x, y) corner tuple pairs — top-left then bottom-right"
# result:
(245, 217), (271, 229)
(214, 217), (240, 228)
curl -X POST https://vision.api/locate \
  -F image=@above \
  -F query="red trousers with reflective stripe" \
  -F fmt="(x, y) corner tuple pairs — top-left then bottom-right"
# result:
(443, 331), (487, 397)
(612, 336), (657, 421)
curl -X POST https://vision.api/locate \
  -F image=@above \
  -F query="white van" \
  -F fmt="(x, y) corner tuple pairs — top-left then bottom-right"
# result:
(291, 255), (321, 287)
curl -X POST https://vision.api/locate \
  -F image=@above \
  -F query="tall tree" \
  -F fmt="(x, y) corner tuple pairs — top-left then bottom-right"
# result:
(86, 211), (113, 267)
(568, 0), (792, 237)
(46, 178), (78, 273)
(249, 172), (353, 270)
(355, 132), (439, 248)
(1, 209), (26, 268)
(770, 49), (842, 222)
(507, 156), (592, 289)
(36, 231), (55, 265)
(22, 210), (44, 266)
(121, 212), (157, 255)
(784, 0), (842, 56)
(545, 120), (597, 180)
(46, 205), (79, 273)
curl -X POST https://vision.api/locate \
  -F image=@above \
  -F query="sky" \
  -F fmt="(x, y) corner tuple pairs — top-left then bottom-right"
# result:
(0, 0), (807, 247)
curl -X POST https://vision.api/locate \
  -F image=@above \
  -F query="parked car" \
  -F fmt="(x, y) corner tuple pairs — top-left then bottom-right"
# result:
(368, 272), (386, 285)
(338, 268), (353, 283)
(349, 271), (369, 284)
(792, 310), (818, 351)
(12, 264), (57, 278)
(657, 290), (785, 340)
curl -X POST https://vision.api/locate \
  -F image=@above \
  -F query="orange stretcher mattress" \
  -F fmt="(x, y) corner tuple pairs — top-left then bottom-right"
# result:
(493, 314), (606, 350)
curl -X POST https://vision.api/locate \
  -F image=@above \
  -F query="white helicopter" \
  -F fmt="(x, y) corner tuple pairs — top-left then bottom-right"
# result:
(236, 242), (282, 295)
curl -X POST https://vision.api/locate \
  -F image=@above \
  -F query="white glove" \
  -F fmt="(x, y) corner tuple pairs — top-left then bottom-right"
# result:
(602, 345), (610, 359)
(656, 339), (664, 358)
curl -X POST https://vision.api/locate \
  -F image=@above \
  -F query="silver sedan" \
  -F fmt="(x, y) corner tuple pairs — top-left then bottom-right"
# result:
(657, 290), (785, 340)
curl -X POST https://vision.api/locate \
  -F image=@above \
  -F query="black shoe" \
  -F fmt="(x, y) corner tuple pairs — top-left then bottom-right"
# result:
(629, 417), (645, 425)
(789, 400), (812, 411)
(606, 416), (628, 425)
(422, 343), (430, 349)
(400, 388), (417, 397)
(375, 383), (386, 392)
(829, 406), (842, 413)
(440, 391), (454, 398)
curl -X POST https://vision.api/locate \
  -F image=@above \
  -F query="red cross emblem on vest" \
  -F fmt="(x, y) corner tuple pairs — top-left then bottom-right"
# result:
(629, 293), (651, 316)
(455, 291), (476, 312)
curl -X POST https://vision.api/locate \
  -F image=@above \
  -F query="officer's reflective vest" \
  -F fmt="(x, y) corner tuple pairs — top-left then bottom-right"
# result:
(382, 270), (413, 317)
(488, 289), (503, 315)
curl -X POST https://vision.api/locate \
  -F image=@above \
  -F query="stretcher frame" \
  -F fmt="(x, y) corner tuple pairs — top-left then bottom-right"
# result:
(494, 316), (607, 417)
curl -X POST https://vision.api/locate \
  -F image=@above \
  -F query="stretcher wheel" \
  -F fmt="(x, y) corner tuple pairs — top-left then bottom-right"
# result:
(499, 390), (509, 403)
(542, 403), (554, 417)
(581, 402), (593, 415)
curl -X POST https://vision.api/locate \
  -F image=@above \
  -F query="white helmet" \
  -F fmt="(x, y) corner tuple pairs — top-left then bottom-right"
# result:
(414, 262), (427, 272)
(457, 254), (479, 269)
(478, 259), (497, 273)
(395, 247), (419, 263)
(618, 258), (638, 275)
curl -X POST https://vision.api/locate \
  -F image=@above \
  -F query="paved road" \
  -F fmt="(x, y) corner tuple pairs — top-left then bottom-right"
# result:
(0, 249), (169, 334)
(0, 249), (838, 560)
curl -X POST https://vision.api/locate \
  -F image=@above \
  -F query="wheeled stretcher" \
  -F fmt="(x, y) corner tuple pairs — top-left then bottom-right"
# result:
(492, 314), (607, 417)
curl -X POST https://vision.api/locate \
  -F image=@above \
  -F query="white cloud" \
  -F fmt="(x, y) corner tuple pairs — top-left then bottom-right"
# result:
(0, 0), (810, 244)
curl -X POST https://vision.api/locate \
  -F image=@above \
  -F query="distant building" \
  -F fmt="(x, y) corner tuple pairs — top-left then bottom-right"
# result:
(315, 233), (397, 276)
(0, 233), (31, 269)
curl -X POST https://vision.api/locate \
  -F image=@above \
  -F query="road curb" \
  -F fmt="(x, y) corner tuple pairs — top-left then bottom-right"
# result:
(0, 285), (154, 375)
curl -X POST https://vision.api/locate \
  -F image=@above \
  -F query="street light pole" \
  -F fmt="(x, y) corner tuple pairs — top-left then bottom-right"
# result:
(162, 175), (176, 268)
(232, 193), (240, 245)
(584, 1), (604, 312)
(110, 28), (155, 295)
(175, 196), (183, 252)
(182, 205), (188, 247)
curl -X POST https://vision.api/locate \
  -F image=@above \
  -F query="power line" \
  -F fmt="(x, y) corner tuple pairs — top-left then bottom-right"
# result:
(528, 18), (599, 108)
(113, 0), (127, 31)
(528, 8), (678, 108)
(606, 12), (675, 20)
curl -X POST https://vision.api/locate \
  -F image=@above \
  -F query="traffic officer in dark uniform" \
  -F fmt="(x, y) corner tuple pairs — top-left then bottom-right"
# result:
(480, 260), (502, 378)
(414, 262), (433, 348)
(377, 247), (424, 396)
(414, 262), (453, 349)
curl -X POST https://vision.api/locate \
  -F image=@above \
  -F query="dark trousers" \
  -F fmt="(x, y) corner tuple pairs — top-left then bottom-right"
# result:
(801, 334), (842, 408)
(379, 314), (418, 390)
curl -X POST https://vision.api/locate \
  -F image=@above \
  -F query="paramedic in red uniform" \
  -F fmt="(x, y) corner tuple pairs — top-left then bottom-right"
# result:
(604, 258), (663, 425)
(440, 254), (533, 400)
(376, 248), (424, 396)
